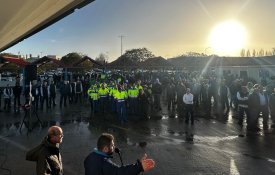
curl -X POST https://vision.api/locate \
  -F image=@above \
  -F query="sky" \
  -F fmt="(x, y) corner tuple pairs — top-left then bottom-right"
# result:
(4, 0), (275, 61)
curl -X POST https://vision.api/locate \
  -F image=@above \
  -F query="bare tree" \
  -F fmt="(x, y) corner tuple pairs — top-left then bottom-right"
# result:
(95, 53), (108, 65)
(252, 49), (256, 57)
(246, 49), (251, 57)
(240, 49), (246, 57)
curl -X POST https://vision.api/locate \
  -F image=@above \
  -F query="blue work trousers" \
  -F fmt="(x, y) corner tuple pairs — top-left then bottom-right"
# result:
(129, 97), (138, 114)
(117, 101), (127, 122)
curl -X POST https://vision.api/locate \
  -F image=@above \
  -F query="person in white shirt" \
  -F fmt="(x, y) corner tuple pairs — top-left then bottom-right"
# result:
(3, 84), (13, 110)
(237, 86), (249, 125)
(183, 88), (194, 125)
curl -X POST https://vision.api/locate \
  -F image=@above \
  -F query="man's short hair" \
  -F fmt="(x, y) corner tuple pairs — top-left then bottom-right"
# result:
(97, 133), (114, 150)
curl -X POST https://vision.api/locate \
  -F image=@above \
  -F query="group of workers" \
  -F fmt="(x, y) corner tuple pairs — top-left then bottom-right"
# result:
(87, 79), (146, 123)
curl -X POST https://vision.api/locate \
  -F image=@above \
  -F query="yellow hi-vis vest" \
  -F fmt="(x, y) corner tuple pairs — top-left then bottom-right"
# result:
(98, 88), (109, 97)
(128, 88), (139, 98)
(114, 90), (128, 102)
(88, 88), (99, 101)
(136, 85), (143, 90)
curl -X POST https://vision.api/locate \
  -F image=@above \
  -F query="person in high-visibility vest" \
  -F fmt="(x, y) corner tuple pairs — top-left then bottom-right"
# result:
(136, 80), (143, 90)
(128, 83), (139, 114)
(98, 83), (109, 114)
(114, 85), (128, 123)
(88, 84), (99, 113)
(109, 83), (118, 113)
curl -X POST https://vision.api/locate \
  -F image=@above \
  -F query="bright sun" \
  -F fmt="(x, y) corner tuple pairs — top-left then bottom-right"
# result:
(208, 20), (247, 56)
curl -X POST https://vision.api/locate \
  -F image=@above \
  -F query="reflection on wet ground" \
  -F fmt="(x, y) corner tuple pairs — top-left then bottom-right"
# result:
(1, 102), (275, 174)
(1, 107), (275, 141)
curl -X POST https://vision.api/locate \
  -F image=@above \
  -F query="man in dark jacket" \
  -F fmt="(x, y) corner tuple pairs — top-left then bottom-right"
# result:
(26, 126), (63, 175)
(218, 81), (230, 113)
(167, 82), (176, 111)
(40, 81), (49, 110)
(152, 78), (162, 111)
(248, 84), (260, 131)
(59, 81), (70, 107)
(258, 85), (269, 128)
(84, 133), (155, 175)
(13, 81), (22, 112)
(0, 88), (2, 112)
(49, 81), (56, 108)
(270, 88), (275, 127)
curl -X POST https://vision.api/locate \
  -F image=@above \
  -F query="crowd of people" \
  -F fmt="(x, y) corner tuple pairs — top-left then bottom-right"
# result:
(1, 70), (275, 131)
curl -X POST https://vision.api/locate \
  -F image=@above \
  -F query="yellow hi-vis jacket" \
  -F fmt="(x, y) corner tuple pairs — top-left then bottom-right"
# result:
(128, 88), (139, 98)
(136, 85), (143, 90)
(88, 87), (99, 101)
(114, 90), (128, 102)
(110, 88), (118, 97)
(98, 88), (109, 97)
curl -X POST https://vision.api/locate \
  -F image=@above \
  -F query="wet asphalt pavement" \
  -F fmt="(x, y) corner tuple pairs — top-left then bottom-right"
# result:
(1, 96), (275, 175)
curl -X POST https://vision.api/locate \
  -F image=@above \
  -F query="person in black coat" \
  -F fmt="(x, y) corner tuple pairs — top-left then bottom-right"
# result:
(258, 85), (269, 127)
(49, 81), (56, 107)
(269, 88), (275, 127)
(84, 133), (155, 175)
(26, 126), (63, 175)
(139, 88), (149, 118)
(13, 81), (22, 112)
(59, 81), (70, 107)
(40, 81), (49, 110)
(152, 78), (162, 111)
(248, 84), (260, 131)
(166, 82), (176, 111)
(0, 88), (2, 112)
(33, 81), (41, 111)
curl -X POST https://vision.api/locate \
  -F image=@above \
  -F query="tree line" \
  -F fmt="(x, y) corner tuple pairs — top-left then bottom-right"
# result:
(240, 48), (275, 57)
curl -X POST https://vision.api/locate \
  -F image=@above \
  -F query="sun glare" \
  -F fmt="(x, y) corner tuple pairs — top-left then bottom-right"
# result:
(208, 20), (247, 56)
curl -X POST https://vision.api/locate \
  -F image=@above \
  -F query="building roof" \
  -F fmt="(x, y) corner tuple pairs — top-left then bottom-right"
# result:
(139, 56), (173, 68)
(0, 55), (30, 68)
(168, 55), (275, 68)
(31, 56), (66, 67)
(107, 57), (138, 68)
(71, 56), (102, 67)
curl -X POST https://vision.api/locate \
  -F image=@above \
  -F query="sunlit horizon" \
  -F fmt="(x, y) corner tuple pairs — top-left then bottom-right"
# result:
(2, 0), (275, 61)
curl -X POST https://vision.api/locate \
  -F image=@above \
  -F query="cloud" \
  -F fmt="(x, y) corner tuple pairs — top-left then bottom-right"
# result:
(50, 39), (57, 43)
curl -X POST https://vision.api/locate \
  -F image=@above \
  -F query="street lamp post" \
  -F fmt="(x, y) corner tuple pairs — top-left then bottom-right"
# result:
(118, 35), (126, 56)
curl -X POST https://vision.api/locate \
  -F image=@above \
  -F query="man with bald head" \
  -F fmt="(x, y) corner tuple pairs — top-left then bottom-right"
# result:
(26, 126), (63, 175)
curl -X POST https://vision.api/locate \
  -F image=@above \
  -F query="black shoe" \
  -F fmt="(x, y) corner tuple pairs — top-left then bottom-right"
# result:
(238, 121), (243, 125)
(247, 126), (260, 132)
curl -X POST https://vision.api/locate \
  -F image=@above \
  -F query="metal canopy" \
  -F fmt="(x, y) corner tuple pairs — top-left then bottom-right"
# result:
(0, 0), (94, 52)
